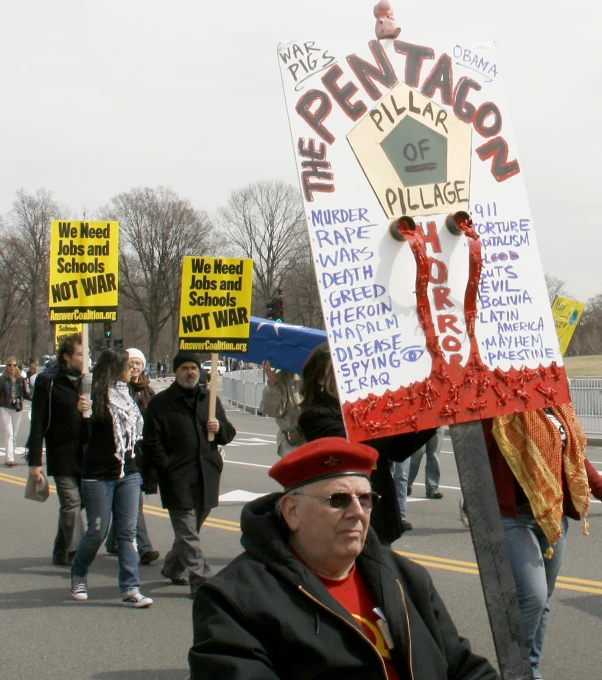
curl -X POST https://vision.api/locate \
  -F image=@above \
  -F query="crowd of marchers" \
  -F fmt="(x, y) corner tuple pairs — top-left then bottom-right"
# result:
(26, 337), (235, 607)
(20, 337), (602, 680)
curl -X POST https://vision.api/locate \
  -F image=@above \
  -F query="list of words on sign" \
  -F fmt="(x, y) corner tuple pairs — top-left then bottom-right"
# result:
(474, 211), (558, 367)
(310, 207), (409, 396)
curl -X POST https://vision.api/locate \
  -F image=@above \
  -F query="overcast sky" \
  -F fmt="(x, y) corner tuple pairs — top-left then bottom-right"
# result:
(1, 0), (599, 302)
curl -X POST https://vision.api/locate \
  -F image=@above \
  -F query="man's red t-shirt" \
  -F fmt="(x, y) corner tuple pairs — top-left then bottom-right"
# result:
(316, 565), (401, 680)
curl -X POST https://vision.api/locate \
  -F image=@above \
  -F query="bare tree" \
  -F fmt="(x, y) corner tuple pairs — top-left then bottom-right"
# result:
(545, 273), (570, 304)
(567, 294), (602, 357)
(98, 187), (214, 362)
(282, 236), (325, 328)
(217, 181), (306, 302)
(0, 233), (26, 350)
(3, 188), (67, 357)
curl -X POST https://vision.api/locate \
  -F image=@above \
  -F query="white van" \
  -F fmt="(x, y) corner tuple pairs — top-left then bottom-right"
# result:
(201, 360), (226, 377)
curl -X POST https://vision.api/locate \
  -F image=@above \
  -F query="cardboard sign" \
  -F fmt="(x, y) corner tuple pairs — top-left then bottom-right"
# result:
(278, 38), (569, 441)
(552, 296), (585, 356)
(48, 221), (119, 323)
(178, 256), (253, 352)
(54, 323), (83, 350)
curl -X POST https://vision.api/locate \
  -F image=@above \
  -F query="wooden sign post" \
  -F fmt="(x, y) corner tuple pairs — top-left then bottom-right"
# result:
(48, 220), (119, 418)
(207, 353), (219, 442)
(452, 421), (532, 678)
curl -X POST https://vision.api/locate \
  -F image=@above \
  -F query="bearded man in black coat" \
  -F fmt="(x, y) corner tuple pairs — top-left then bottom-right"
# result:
(142, 351), (235, 599)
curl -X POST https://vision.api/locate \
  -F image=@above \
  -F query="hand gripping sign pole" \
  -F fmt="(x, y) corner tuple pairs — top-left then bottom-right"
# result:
(207, 353), (219, 443)
(177, 255), (254, 444)
(48, 219), (119, 421)
(81, 324), (93, 419)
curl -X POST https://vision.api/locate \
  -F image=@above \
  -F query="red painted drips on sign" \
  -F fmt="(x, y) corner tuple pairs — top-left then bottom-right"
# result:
(342, 217), (570, 442)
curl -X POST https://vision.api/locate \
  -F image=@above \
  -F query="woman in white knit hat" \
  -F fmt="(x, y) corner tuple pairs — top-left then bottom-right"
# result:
(105, 348), (159, 565)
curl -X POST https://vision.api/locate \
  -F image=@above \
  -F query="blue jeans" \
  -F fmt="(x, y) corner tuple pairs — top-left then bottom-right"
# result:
(71, 473), (142, 592)
(408, 427), (443, 496)
(105, 491), (153, 555)
(393, 458), (411, 520)
(502, 512), (568, 679)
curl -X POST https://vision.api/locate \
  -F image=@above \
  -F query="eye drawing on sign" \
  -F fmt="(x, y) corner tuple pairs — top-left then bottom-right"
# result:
(400, 345), (424, 362)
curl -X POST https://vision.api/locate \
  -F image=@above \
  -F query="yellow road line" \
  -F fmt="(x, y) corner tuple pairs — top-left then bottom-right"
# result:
(397, 549), (602, 590)
(2, 472), (602, 593)
(398, 550), (478, 569)
(409, 559), (480, 576)
(203, 521), (241, 533)
(0, 473), (26, 488)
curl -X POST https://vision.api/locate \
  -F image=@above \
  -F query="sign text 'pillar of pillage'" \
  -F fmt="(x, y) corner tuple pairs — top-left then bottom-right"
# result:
(48, 221), (119, 323)
(279, 37), (569, 442)
(178, 256), (253, 352)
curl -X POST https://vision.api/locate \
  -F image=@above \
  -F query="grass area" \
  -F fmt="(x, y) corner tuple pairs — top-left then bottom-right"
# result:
(563, 355), (602, 377)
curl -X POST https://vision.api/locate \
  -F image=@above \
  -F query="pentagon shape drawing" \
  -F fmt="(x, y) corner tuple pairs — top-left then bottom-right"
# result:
(347, 81), (473, 218)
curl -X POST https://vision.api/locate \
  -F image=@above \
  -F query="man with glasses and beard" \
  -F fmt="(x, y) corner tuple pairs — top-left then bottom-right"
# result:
(189, 438), (498, 680)
(142, 351), (236, 599)
(27, 333), (89, 566)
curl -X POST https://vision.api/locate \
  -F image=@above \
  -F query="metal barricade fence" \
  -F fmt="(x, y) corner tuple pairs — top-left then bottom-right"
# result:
(222, 370), (266, 415)
(568, 377), (602, 437)
(222, 372), (602, 437)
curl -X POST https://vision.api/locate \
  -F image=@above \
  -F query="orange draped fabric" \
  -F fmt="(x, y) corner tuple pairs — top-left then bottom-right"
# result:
(492, 404), (590, 550)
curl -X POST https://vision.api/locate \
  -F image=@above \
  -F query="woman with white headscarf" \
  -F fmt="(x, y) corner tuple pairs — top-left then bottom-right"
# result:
(70, 347), (153, 607)
(105, 348), (159, 565)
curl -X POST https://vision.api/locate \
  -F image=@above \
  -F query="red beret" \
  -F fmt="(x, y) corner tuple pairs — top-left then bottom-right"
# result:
(269, 437), (378, 491)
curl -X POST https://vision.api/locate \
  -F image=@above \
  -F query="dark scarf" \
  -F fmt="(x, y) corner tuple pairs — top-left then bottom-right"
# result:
(128, 375), (154, 414)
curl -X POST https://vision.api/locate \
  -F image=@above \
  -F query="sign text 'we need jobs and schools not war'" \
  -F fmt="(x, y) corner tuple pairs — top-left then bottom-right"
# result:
(54, 323), (83, 349)
(178, 256), (253, 352)
(48, 221), (119, 323)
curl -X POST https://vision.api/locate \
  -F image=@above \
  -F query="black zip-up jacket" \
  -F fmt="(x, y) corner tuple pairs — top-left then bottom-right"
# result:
(142, 381), (236, 510)
(189, 493), (499, 680)
(27, 367), (83, 476)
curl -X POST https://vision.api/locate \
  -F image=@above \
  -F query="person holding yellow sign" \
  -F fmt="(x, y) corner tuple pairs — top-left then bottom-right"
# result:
(70, 348), (153, 608)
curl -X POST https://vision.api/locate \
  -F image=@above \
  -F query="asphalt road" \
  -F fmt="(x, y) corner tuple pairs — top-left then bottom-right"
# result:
(1, 381), (601, 680)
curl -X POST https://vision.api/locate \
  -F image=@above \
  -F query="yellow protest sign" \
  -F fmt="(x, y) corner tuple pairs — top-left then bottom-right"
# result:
(178, 256), (253, 352)
(54, 323), (83, 350)
(552, 296), (585, 356)
(48, 220), (119, 323)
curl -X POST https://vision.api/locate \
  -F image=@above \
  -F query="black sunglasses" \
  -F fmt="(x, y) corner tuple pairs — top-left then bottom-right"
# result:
(293, 491), (381, 510)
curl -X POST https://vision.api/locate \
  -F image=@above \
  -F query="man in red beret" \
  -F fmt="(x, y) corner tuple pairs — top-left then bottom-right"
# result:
(189, 438), (498, 680)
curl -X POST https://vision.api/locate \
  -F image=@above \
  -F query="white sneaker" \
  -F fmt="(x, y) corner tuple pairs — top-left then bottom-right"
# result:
(122, 587), (153, 608)
(70, 574), (88, 601)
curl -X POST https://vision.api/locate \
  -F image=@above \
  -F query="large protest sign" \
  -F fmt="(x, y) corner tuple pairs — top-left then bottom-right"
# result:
(48, 221), (119, 323)
(54, 323), (83, 350)
(278, 38), (569, 442)
(552, 296), (585, 356)
(178, 256), (253, 352)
